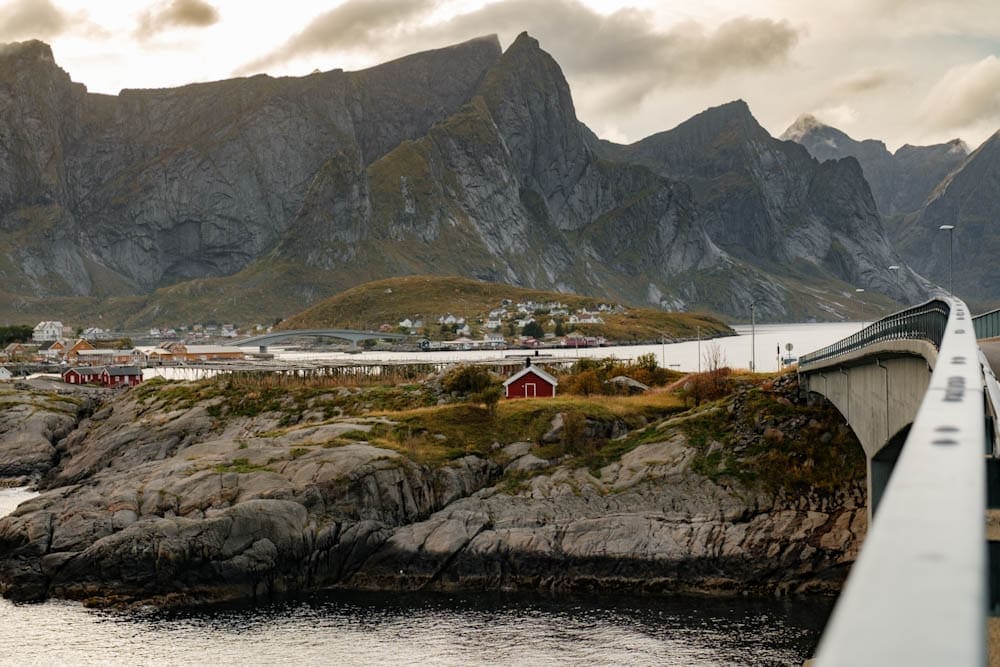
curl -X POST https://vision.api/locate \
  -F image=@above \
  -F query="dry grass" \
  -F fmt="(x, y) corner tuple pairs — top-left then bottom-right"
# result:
(365, 389), (688, 465)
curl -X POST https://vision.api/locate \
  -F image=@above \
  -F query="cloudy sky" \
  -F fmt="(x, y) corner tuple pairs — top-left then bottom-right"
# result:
(4, 0), (1000, 150)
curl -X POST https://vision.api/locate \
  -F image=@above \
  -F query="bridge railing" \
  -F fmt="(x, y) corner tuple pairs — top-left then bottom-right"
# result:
(974, 307), (1000, 340)
(799, 298), (950, 369)
(810, 296), (987, 665)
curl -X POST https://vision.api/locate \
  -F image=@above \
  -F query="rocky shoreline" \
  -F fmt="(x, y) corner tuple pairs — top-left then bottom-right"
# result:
(0, 374), (865, 609)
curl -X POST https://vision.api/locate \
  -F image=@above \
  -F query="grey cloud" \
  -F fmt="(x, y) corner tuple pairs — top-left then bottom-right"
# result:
(136, 0), (220, 40)
(0, 0), (68, 40)
(920, 55), (1000, 131)
(237, 0), (435, 75)
(831, 68), (898, 96)
(235, 0), (799, 112)
(424, 3), (800, 109)
(404, 2), (799, 86)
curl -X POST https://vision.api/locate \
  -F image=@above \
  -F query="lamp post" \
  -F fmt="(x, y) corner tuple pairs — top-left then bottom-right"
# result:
(888, 265), (900, 311)
(938, 225), (955, 294)
(750, 302), (756, 373)
(888, 264), (900, 288)
(697, 325), (701, 373)
(855, 288), (865, 323)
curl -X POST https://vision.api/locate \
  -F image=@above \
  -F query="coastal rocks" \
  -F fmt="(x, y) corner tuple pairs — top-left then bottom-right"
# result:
(0, 379), (866, 609)
(49, 499), (311, 605)
(0, 385), (93, 479)
(0, 381), (505, 605)
(351, 452), (865, 596)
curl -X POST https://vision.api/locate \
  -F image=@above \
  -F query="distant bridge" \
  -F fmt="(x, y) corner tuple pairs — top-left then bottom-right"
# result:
(235, 329), (409, 352)
(798, 298), (1000, 665)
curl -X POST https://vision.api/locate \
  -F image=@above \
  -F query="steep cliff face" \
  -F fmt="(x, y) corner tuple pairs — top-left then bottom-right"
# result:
(782, 114), (968, 221)
(273, 33), (726, 312)
(0, 36), (924, 324)
(0, 36), (502, 296)
(613, 102), (927, 312)
(894, 133), (1000, 307)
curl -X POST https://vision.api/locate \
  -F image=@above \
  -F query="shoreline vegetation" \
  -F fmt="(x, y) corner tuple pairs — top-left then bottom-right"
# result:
(0, 355), (865, 610)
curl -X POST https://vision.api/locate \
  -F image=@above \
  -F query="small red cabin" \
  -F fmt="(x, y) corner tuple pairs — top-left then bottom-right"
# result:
(100, 366), (143, 388)
(62, 367), (103, 385)
(503, 364), (558, 399)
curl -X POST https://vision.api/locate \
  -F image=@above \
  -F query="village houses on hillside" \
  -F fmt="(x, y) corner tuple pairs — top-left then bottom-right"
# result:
(396, 298), (617, 350)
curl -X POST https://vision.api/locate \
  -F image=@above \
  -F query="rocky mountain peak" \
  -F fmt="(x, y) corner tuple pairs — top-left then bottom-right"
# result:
(475, 31), (591, 227)
(0, 39), (55, 63)
(692, 99), (760, 132)
(943, 138), (969, 156)
(780, 113), (825, 142)
(784, 115), (972, 220)
(668, 99), (771, 150)
(0, 39), (74, 88)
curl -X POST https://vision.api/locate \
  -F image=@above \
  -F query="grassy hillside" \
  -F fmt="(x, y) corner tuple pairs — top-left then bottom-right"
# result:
(278, 275), (733, 341)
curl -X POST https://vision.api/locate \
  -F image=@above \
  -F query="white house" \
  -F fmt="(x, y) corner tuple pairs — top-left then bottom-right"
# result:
(0, 367), (12, 382)
(485, 319), (503, 330)
(456, 324), (471, 336)
(33, 321), (64, 342)
(398, 318), (413, 329)
(483, 333), (505, 348)
(81, 327), (110, 340)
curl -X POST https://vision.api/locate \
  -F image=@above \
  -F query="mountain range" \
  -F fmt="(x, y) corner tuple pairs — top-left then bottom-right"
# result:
(0, 35), (946, 326)
(783, 115), (999, 309)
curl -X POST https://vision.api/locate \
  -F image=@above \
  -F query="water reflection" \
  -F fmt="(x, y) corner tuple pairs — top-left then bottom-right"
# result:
(0, 590), (833, 666)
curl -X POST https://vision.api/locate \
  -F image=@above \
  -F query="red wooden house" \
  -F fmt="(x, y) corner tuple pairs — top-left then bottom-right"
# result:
(62, 367), (103, 385)
(63, 365), (143, 387)
(100, 366), (143, 388)
(503, 363), (558, 399)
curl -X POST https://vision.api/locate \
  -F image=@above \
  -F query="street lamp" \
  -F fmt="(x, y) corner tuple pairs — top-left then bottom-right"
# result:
(888, 264), (900, 287)
(888, 265), (900, 310)
(938, 225), (955, 294)
(750, 302), (756, 372)
(855, 288), (865, 323)
(697, 325), (701, 373)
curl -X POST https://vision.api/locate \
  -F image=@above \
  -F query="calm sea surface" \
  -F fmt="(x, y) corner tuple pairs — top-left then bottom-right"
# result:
(0, 488), (834, 666)
(274, 321), (866, 373)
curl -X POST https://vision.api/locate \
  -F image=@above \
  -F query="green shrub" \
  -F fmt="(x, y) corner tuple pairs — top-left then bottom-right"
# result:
(442, 365), (495, 395)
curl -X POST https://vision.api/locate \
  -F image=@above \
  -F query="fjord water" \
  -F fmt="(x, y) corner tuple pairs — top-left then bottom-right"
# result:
(273, 321), (867, 371)
(0, 491), (833, 665)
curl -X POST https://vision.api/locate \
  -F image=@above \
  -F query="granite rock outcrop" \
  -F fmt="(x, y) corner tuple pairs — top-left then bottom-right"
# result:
(0, 377), (865, 608)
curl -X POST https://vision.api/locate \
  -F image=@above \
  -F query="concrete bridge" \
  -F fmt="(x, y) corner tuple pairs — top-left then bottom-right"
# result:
(799, 297), (1000, 665)
(235, 329), (409, 352)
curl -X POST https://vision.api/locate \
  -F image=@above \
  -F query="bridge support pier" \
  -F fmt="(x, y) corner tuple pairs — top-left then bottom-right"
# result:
(801, 352), (934, 523)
